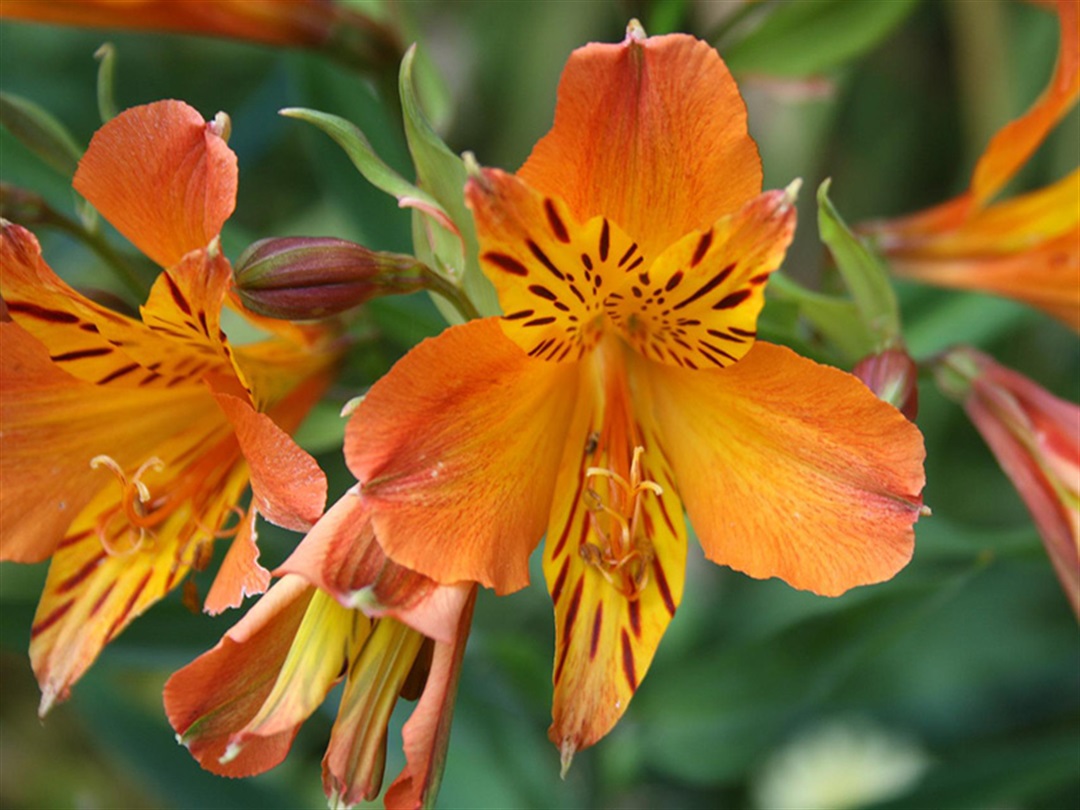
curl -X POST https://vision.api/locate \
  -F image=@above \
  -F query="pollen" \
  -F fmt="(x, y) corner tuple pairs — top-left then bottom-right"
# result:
(580, 446), (662, 599)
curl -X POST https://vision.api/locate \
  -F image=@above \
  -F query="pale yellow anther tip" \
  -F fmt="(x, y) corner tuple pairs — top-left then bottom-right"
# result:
(219, 740), (243, 765)
(340, 394), (365, 418)
(209, 111), (232, 143)
(462, 151), (489, 188)
(559, 738), (576, 779)
(626, 19), (647, 41)
(783, 178), (803, 206)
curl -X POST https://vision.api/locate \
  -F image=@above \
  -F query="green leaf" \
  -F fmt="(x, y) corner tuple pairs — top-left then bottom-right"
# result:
(767, 271), (871, 362)
(723, 0), (920, 77)
(94, 43), (118, 123)
(0, 91), (83, 177)
(279, 106), (446, 220)
(817, 179), (902, 351)
(399, 45), (499, 321)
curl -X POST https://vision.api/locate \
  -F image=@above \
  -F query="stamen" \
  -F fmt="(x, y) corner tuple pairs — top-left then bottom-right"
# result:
(90, 455), (166, 555)
(580, 446), (661, 599)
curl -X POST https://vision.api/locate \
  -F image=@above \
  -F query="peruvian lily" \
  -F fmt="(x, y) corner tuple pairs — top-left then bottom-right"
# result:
(0, 0), (402, 73)
(0, 100), (339, 713)
(165, 492), (476, 810)
(860, 0), (1080, 330)
(935, 346), (1080, 617)
(341, 27), (927, 762)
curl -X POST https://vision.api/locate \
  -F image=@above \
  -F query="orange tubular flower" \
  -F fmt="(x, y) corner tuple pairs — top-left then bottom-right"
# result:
(165, 493), (476, 810)
(0, 0), (401, 68)
(339, 27), (926, 762)
(936, 347), (1080, 616)
(861, 0), (1080, 330)
(0, 100), (339, 713)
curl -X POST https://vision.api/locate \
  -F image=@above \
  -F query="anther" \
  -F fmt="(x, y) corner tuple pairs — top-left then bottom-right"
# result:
(90, 455), (166, 555)
(580, 446), (662, 599)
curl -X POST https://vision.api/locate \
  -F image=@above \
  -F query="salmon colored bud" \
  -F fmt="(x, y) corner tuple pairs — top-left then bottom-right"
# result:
(935, 346), (1080, 617)
(853, 347), (919, 421)
(233, 236), (427, 320)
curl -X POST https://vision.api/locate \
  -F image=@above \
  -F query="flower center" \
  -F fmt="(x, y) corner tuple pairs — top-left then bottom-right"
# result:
(580, 446), (662, 599)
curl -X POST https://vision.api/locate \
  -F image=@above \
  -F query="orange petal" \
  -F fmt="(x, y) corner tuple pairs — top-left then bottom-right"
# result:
(0, 0), (339, 47)
(884, 171), (1080, 331)
(203, 508), (269, 615)
(970, 0), (1080, 204)
(0, 321), (109, 562)
(544, 337), (687, 757)
(137, 248), (234, 368)
(165, 576), (318, 777)
(346, 318), (580, 594)
(518, 31), (761, 258)
(277, 493), (451, 639)
(384, 586), (477, 810)
(0, 321), (228, 563)
(30, 481), (222, 713)
(1, 223), (235, 389)
(606, 187), (797, 369)
(225, 586), (366, 755)
(466, 168), (638, 360)
(891, 228), (1080, 330)
(73, 100), (237, 267)
(211, 390), (327, 531)
(642, 343), (925, 595)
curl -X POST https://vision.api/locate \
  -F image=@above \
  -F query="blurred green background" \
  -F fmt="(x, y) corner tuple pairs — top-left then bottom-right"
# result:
(1, 1), (1077, 808)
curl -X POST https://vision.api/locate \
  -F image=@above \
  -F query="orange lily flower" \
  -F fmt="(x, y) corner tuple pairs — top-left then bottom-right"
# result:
(0, 0), (401, 68)
(165, 493), (476, 810)
(0, 100), (339, 713)
(338, 27), (926, 761)
(861, 0), (1080, 330)
(935, 347), (1080, 616)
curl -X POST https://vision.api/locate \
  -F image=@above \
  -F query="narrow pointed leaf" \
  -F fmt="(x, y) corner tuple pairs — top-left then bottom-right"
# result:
(0, 91), (82, 177)
(279, 107), (447, 219)
(400, 45), (498, 319)
(818, 179), (902, 349)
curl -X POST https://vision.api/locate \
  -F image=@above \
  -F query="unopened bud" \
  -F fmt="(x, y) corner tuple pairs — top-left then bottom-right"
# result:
(853, 347), (919, 421)
(233, 236), (428, 320)
(933, 346), (1080, 616)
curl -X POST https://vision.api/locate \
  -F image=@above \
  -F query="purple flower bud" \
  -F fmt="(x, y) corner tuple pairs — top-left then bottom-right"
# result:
(233, 236), (427, 320)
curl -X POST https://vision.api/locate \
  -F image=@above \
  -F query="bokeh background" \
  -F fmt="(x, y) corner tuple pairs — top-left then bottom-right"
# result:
(1, 1), (1077, 808)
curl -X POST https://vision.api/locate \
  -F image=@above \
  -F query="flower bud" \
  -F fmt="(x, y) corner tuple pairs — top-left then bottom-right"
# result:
(853, 347), (919, 421)
(935, 346), (1080, 617)
(233, 237), (428, 320)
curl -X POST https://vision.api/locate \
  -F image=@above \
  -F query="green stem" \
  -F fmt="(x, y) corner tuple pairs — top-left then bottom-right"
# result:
(421, 265), (481, 322)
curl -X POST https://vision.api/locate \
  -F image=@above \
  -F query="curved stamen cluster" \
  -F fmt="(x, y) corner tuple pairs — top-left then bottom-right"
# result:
(90, 455), (166, 555)
(89, 454), (242, 564)
(580, 446), (663, 599)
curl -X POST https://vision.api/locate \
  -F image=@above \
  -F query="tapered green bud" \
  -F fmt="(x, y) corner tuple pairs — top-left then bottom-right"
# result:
(233, 237), (428, 320)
